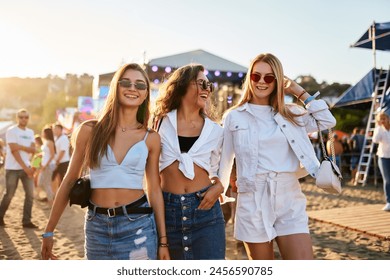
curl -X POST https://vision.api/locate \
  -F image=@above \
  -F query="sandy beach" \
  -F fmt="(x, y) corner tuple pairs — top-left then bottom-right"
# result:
(0, 168), (389, 260)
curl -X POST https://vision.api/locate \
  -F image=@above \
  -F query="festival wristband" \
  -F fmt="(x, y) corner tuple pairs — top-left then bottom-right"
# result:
(42, 232), (54, 238)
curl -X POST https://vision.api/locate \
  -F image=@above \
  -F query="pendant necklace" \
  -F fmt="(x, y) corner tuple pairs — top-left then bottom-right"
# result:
(119, 123), (140, 132)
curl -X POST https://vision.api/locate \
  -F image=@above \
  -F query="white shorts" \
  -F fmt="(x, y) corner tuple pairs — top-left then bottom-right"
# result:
(234, 172), (309, 243)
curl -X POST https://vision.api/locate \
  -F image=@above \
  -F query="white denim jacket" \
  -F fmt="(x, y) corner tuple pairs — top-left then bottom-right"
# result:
(218, 97), (336, 195)
(158, 109), (223, 180)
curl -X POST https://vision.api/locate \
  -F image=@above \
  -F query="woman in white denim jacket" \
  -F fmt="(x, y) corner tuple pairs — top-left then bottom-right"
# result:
(219, 53), (336, 260)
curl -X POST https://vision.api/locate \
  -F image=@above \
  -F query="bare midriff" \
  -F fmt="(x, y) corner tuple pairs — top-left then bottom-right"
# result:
(161, 161), (211, 194)
(90, 189), (145, 208)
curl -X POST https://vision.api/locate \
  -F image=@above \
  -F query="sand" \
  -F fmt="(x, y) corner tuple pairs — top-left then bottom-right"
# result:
(0, 168), (389, 260)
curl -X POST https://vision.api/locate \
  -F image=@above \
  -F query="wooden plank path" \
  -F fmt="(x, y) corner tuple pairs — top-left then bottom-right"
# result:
(307, 204), (390, 240)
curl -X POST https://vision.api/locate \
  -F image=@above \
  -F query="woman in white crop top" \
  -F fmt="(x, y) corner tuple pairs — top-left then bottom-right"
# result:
(42, 63), (169, 260)
(219, 53), (336, 260)
(153, 64), (225, 260)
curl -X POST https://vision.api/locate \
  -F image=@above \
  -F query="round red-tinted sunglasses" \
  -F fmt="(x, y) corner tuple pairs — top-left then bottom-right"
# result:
(250, 73), (276, 84)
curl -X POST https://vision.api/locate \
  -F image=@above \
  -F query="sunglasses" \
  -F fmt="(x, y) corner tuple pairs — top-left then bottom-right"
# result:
(118, 80), (147, 90)
(250, 73), (276, 84)
(196, 79), (215, 92)
(18, 116), (29, 119)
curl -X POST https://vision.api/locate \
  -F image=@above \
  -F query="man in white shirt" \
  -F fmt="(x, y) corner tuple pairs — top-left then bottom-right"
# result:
(0, 109), (37, 228)
(52, 123), (70, 191)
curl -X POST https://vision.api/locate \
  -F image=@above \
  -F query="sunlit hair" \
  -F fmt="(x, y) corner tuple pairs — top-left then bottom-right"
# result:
(86, 63), (151, 168)
(228, 53), (302, 125)
(153, 63), (216, 121)
(16, 108), (29, 118)
(376, 111), (390, 125)
(42, 126), (56, 154)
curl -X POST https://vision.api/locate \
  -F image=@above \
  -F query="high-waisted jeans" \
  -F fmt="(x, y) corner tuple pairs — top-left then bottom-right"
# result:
(163, 185), (226, 260)
(85, 198), (157, 260)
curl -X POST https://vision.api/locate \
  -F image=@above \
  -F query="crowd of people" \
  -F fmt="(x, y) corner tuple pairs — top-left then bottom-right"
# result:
(0, 110), (70, 228)
(0, 52), (389, 261)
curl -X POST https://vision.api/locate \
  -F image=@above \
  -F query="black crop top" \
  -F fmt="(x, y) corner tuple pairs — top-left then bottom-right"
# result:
(178, 135), (199, 153)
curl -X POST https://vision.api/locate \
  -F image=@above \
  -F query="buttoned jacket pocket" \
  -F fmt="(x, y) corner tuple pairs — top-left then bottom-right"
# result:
(229, 121), (250, 151)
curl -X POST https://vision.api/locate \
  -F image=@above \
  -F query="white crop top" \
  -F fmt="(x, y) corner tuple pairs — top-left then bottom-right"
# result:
(90, 130), (150, 189)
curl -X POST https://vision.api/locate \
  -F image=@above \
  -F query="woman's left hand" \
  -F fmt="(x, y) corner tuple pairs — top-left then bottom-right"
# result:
(198, 181), (223, 210)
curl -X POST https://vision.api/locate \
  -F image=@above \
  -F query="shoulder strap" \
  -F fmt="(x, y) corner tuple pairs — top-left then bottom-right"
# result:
(143, 128), (151, 141)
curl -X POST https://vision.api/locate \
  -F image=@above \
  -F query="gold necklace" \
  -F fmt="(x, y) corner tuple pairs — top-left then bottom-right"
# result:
(119, 123), (140, 132)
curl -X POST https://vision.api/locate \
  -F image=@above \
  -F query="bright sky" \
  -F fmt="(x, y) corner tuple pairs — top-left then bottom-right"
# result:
(0, 0), (389, 85)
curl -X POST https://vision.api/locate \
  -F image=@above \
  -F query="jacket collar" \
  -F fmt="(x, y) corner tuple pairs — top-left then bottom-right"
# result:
(237, 102), (276, 117)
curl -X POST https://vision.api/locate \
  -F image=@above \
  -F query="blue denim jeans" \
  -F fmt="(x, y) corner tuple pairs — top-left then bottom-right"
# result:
(163, 185), (226, 260)
(85, 199), (157, 260)
(0, 170), (34, 224)
(378, 157), (390, 203)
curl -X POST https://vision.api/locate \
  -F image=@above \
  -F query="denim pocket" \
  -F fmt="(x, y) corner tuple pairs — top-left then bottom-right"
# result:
(193, 203), (219, 228)
(86, 209), (96, 221)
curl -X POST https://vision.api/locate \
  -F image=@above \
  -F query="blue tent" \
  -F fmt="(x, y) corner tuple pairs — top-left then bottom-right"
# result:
(332, 68), (375, 108)
(332, 21), (390, 109)
(351, 21), (390, 51)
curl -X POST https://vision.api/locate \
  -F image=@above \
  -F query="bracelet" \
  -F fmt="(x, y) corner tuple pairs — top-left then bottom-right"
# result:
(297, 89), (307, 100)
(159, 242), (169, 247)
(159, 235), (167, 240)
(42, 232), (54, 238)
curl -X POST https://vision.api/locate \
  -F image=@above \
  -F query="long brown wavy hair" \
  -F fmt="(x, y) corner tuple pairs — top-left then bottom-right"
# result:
(229, 53), (302, 125)
(153, 63), (216, 121)
(85, 63), (151, 168)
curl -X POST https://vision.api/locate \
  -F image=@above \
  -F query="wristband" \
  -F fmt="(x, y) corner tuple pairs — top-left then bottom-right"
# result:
(303, 91), (320, 106)
(158, 242), (169, 247)
(42, 232), (54, 238)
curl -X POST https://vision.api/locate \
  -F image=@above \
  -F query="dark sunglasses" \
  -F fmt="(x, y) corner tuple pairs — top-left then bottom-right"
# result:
(118, 80), (147, 90)
(250, 73), (276, 84)
(196, 79), (214, 92)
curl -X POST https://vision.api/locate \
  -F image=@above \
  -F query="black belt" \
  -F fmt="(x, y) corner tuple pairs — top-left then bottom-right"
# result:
(89, 195), (153, 217)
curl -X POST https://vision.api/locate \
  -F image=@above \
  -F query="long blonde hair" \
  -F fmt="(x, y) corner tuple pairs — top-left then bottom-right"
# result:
(229, 53), (302, 125)
(86, 63), (151, 168)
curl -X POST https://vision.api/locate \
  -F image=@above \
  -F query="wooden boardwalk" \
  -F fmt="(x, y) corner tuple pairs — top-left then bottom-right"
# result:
(307, 204), (390, 240)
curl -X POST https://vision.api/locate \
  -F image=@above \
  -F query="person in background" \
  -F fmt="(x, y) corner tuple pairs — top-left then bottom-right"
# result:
(0, 109), (38, 228)
(372, 111), (390, 211)
(153, 63), (226, 260)
(349, 127), (365, 184)
(326, 133), (344, 168)
(41, 63), (169, 260)
(219, 53), (336, 260)
(38, 126), (56, 207)
(51, 123), (70, 193)
(31, 135), (44, 200)
(0, 138), (5, 169)
(341, 135), (351, 178)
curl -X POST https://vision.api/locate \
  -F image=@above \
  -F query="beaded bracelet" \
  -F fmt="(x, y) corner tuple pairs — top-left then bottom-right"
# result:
(159, 243), (169, 247)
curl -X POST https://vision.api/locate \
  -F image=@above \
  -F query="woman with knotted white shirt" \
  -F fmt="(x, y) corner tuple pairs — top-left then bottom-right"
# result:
(153, 63), (225, 260)
(219, 53), (336, 260)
